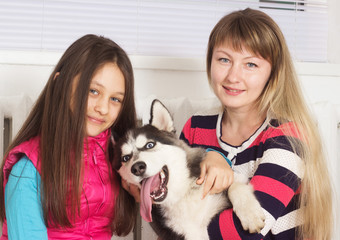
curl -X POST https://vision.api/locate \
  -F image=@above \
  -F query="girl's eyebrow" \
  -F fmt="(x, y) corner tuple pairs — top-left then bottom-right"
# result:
(90, 81), (104, 87)
(91, 81), (125, 96)
(115, 92), (125, 97)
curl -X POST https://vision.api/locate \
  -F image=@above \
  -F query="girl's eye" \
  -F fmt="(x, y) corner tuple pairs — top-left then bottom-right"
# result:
(247, 62), (258, 68)
(90, 89), (98, 95)
(122, 155), (131, 162)
(111, 97), (121, 103)
(145, 142), (155, 149)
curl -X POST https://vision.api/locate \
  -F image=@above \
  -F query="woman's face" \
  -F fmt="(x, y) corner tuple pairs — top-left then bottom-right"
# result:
(210, 44), (272, 113)
(86, 62), (125, 137)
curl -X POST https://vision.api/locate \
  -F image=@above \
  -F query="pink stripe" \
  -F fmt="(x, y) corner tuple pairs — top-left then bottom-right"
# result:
(182, 118), (192, 140)
(248, 131), (265, 148)
(251, 175), (294, 206)
(248, 122), (301, 148)
(219, 209), (241, 240)
(193, 128), (219, 146)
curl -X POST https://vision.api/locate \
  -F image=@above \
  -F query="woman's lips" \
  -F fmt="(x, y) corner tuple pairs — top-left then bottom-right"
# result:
(223, 86), (244, 96)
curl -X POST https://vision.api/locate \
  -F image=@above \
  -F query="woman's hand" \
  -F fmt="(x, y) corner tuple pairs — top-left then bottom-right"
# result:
(122, 179), (141, 203)
(197, 151), (234, 199)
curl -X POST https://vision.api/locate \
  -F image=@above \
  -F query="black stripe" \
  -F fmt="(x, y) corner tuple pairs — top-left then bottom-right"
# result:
(207, 214), (223, 240)
(235, 135), (298, 165)
(191, 114), (218, 129)
(256, 163), (301, 192)
(282, 194), (300, 215)
(233, 212), (264, 240)
(271, 228), (297, 239)
(255, 191), (286, 219)
(179, 132), (187, 143)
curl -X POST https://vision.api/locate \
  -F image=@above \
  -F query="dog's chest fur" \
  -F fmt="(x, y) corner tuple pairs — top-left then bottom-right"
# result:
(159, 186), (229, 239)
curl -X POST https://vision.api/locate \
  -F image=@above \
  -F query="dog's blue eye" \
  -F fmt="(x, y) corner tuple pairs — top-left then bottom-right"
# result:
(145, 142), (155, 149)
(122, 155), (131, 162)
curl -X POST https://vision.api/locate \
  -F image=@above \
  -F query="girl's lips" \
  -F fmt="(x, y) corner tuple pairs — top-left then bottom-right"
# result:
(223, 86), (244, 96)
(88, 116), (105, 124)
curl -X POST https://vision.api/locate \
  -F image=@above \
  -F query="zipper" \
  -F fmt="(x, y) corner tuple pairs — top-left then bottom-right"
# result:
(92, 143), (106, 212)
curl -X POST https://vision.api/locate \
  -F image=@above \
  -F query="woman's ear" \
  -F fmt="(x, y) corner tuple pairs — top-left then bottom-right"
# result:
(53, 72), (60, 80)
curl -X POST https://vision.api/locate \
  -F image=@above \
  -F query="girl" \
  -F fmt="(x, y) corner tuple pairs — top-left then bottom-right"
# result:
(181, 8), (334, 239)
(0, 34), (137, 239)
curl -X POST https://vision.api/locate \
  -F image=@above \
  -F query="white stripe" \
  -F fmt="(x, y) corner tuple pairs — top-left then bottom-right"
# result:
(260, 209), (276, 236)
(233, 148), (304, 180)
(260, 148), (305, 179)
(233, 160), (258, 180)
(271, 209), (304, 235)
(259, 208), (304, 236)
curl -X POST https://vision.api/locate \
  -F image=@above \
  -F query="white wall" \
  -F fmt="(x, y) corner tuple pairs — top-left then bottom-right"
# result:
(328, 0), (340, 64)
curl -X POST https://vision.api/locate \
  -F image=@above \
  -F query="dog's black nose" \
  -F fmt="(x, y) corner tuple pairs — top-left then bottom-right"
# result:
(131, 162), (146, 176)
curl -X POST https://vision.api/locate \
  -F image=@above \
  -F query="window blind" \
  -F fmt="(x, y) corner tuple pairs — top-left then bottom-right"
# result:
(0, 0), (328, 62)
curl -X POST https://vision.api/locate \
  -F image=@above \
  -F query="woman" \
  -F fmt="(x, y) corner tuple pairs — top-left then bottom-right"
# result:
(181, 8), (333, 239)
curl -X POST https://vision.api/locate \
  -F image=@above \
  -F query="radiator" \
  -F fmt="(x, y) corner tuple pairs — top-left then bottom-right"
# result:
(0, 95), (32, 162)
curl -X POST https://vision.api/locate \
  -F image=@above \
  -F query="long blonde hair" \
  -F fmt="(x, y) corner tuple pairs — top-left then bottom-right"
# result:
(207, 8), (333, 239)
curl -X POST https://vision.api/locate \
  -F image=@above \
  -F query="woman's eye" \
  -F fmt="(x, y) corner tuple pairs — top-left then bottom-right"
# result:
(247, 62), (257, 68)
(122, 155), (131, 162)
(219, 58), (229, 63)
(145, 142), (155, 149)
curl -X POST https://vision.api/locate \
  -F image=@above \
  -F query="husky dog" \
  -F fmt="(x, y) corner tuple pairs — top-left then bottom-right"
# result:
(114, 100), (265, 240)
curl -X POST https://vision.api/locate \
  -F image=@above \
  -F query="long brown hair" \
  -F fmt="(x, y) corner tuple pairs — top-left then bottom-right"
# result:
(0, 34), (137, 234)
(207, 8), (333, 239)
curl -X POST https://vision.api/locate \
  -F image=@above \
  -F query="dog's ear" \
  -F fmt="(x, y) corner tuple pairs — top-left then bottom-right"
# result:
(149, 99), (175, 133)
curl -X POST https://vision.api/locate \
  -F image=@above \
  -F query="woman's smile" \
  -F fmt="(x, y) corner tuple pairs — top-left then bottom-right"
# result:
(223, 86), (244, 96)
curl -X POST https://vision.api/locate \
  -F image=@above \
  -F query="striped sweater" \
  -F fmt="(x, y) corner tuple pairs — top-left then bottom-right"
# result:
(180, 110), (304, 240)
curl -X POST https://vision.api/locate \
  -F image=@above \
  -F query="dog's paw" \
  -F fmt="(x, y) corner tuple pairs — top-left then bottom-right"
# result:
(228, 182), (265, 233)
(235, 199), (265, 233)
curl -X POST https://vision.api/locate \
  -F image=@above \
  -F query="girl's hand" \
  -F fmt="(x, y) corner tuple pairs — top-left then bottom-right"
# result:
(196, 151), (234, 199)
(122, 179), (140, 203)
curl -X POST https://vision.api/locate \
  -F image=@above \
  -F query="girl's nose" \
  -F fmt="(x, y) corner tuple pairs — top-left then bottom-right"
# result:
(94, 97), (108, 115)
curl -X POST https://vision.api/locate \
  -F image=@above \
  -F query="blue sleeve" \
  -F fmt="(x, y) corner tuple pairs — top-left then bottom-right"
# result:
(5, 156), (48, 240)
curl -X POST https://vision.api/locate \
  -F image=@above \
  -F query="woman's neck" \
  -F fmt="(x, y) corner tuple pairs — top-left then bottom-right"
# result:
(221, 107), (266, 146)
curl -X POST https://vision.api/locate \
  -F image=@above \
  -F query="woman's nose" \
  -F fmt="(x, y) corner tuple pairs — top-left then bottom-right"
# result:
(226, 64), (240, 83)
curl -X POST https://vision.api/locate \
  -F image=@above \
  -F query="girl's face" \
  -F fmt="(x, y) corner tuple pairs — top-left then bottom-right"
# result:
(86, 62), (125, 137)
(210, 44), (272, 113)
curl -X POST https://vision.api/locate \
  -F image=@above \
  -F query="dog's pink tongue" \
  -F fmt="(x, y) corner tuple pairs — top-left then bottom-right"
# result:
(140, 174), (160, 222)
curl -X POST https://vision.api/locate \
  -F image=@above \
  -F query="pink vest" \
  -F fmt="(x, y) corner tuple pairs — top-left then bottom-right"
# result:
(1, 130), (119, 239)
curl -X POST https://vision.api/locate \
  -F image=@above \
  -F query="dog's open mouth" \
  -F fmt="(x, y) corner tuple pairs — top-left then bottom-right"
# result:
(149, 166), (168, 202)
(140, 166), (169, 222)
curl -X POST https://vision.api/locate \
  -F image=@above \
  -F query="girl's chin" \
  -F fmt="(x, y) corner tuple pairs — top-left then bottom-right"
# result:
(86, 127), (104, 137)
